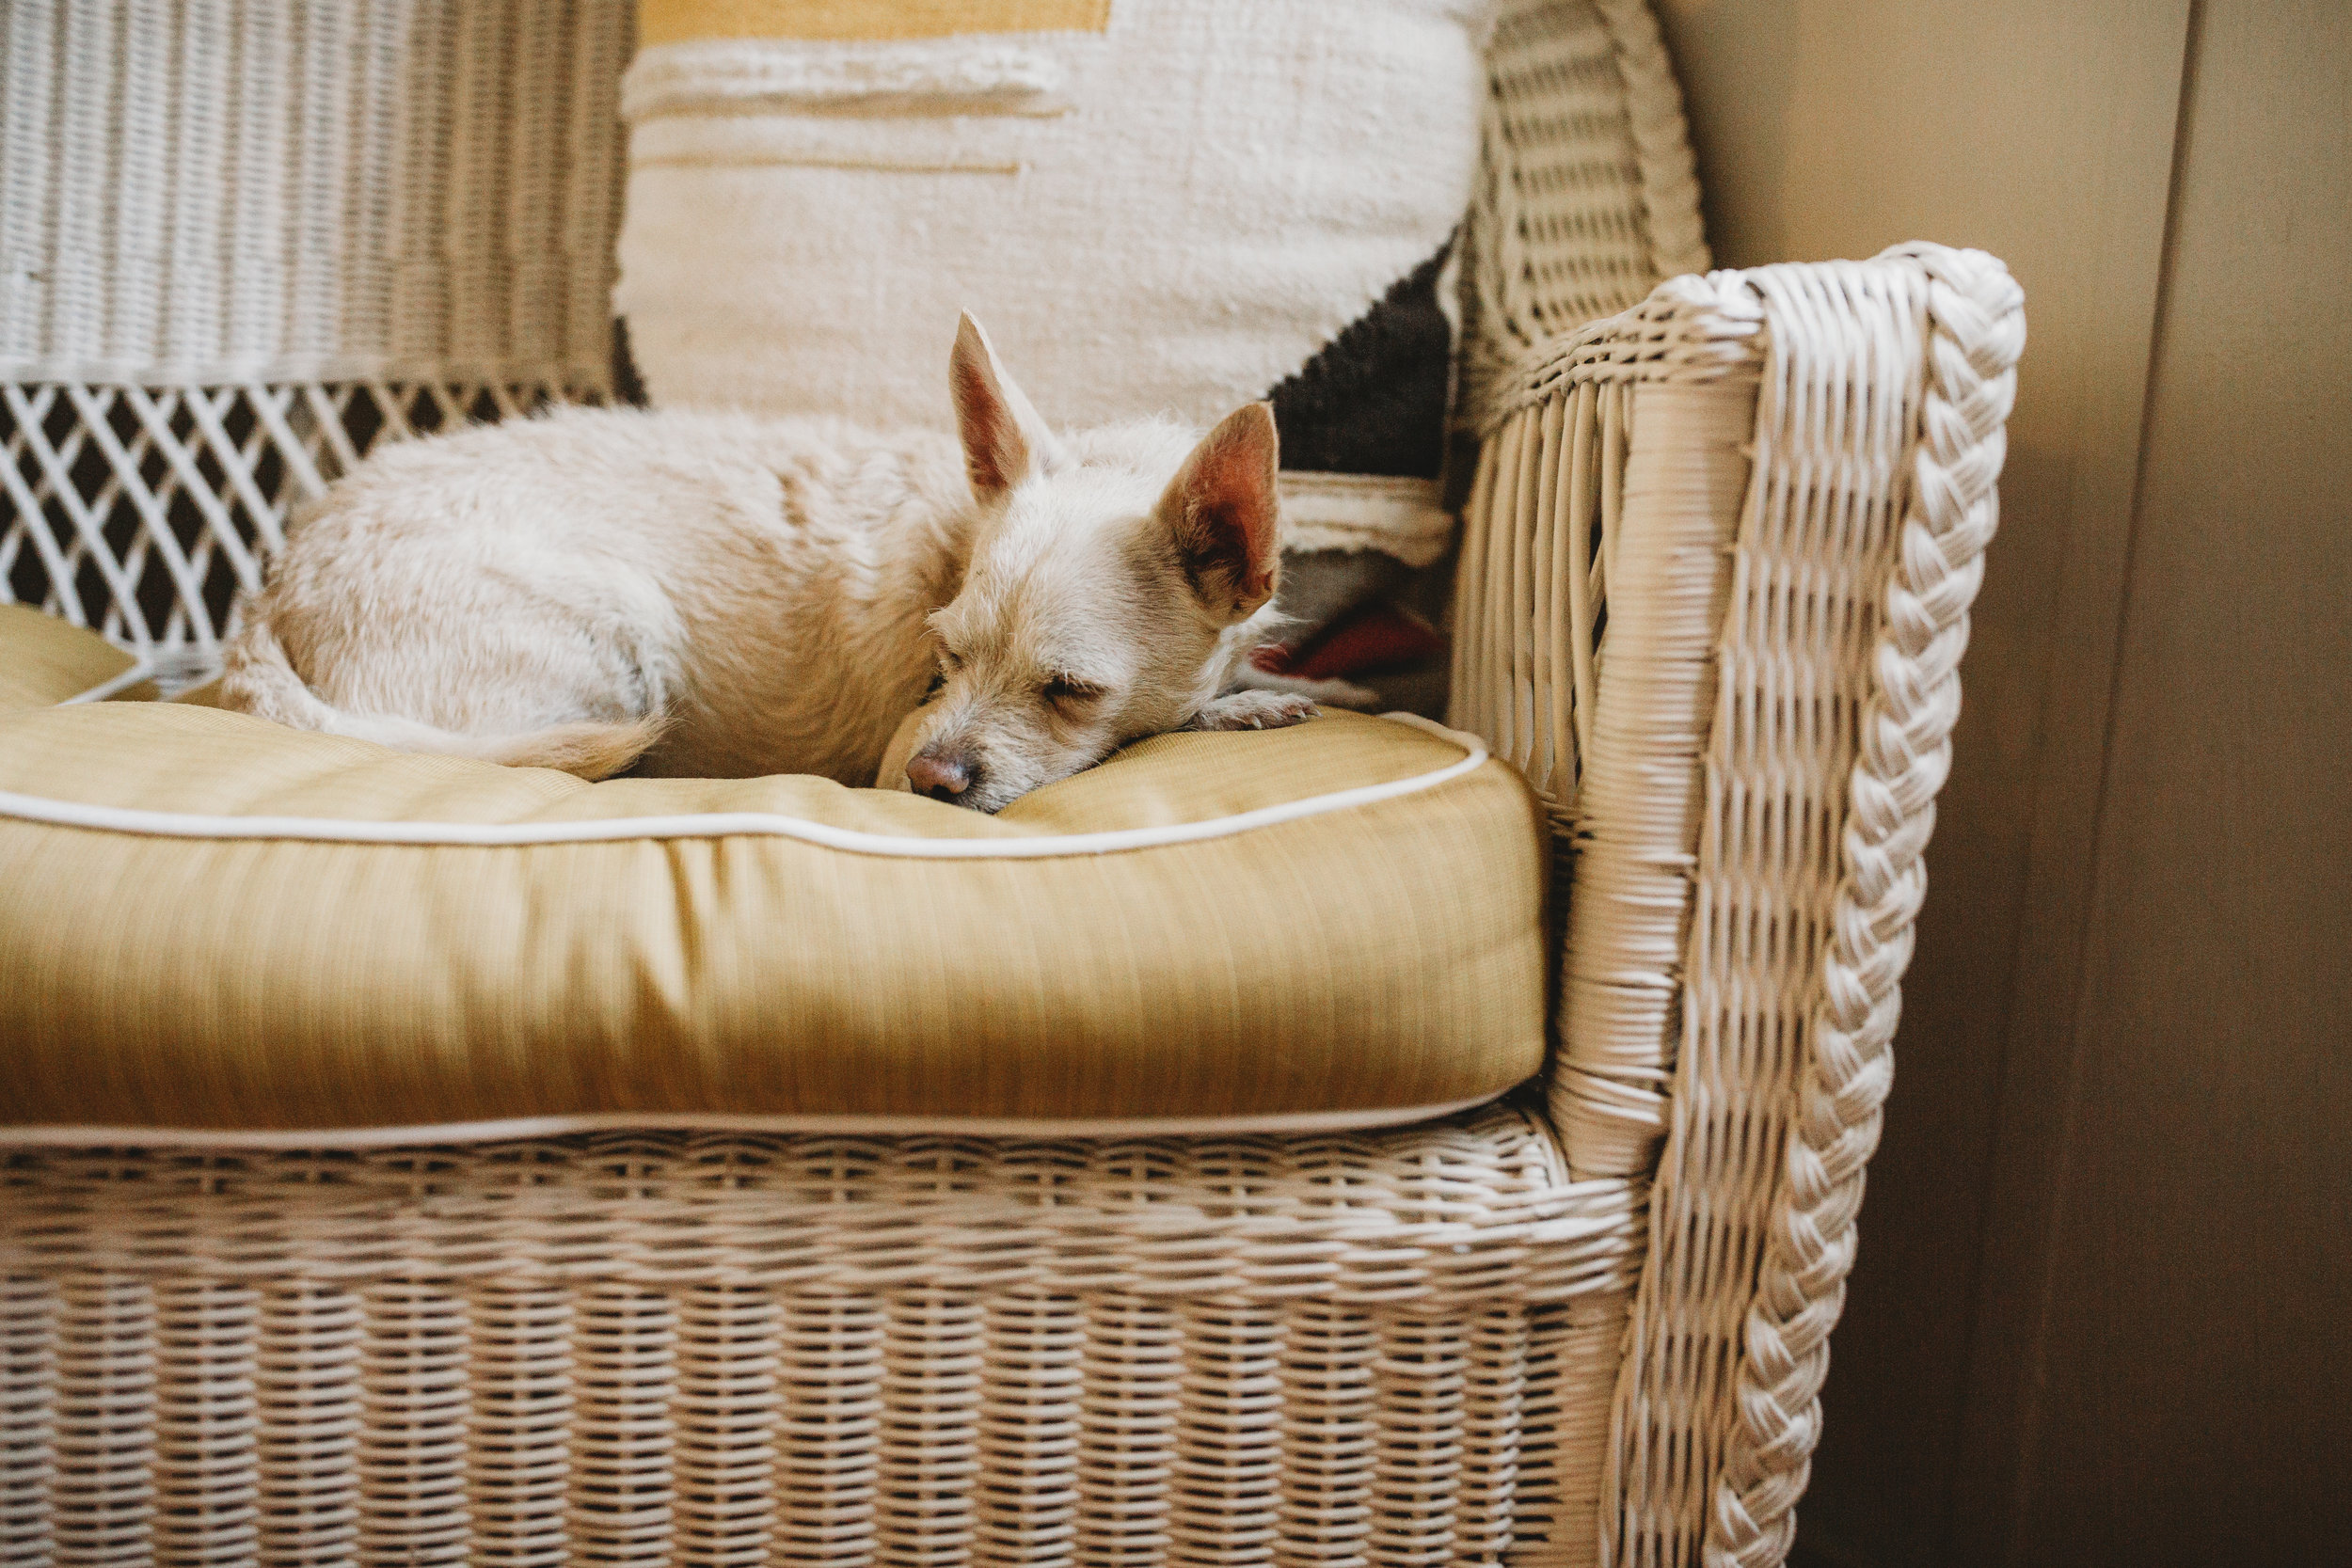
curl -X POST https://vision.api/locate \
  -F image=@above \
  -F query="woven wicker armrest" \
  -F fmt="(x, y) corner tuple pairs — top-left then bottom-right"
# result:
(1450, 242), (2025, 1562)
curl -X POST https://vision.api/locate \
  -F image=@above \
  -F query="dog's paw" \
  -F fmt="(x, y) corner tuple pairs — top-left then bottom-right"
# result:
(1188, 690), (1321, 732)
(1225, 666), (1384, 710)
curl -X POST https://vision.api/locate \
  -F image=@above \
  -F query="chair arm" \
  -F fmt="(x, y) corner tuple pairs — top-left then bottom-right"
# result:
(1449, 244), (2025, 1567)
(1697, 244), (2024, 1568)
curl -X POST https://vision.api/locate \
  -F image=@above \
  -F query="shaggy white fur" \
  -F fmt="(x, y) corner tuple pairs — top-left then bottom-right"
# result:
(221, 317), (1309, 806)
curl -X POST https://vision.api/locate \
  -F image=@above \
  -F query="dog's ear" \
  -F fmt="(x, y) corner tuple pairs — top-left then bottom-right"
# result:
(950, 312), (1066, 499)
(1160, 402), (1282, 623)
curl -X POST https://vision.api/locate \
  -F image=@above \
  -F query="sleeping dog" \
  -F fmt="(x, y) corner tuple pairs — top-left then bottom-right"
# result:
(221, 315), (1315, 812)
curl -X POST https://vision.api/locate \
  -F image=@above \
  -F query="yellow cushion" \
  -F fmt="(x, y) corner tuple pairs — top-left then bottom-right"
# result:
(0, 604), (155, 708)
(0, 702), (1548, 1134)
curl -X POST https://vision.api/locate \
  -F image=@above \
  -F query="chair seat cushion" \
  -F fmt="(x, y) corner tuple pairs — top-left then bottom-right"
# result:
(0, 604), (155, 709)
(0, 685), (1549, 1136)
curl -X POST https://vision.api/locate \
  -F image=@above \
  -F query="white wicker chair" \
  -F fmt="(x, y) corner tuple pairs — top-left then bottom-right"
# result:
(0, 5), (2024, 1566)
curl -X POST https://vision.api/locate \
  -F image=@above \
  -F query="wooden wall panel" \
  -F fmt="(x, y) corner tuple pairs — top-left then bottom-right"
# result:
(1967, 2), (2352, 1559)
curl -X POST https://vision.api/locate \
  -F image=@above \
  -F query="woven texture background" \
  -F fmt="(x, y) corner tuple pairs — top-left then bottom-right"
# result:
(0, 1113), (1643, 1567)
(0, 245), (2023, 1568)
(0, 0), (629, 386)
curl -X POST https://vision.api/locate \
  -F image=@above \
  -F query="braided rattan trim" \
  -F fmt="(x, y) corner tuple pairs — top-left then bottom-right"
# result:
(1572, 247), (2021, 1568)
(1591, 257), (1923, 1568)
(1457, 246), (2021, 1566)
(1692, 246), (2026, 1568)
(1457, 1), (1711, 430)
(1590, 0), (1710, 281)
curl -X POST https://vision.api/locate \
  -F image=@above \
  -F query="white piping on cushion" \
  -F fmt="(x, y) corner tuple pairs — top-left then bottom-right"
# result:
(60, 661), (156, 705)
(0, 1094), (1502, 1150)
(0, 714), (1488, 860)
(61, 646), (219, 705)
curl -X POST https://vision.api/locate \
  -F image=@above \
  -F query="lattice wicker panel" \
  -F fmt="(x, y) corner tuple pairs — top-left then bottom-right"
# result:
(0, 377), (587, 677)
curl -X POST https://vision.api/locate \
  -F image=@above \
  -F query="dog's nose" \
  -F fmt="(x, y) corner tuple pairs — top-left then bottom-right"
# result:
(907, 751), (975, 800)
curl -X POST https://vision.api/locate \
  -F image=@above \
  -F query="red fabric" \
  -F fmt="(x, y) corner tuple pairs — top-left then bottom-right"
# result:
(1252, 602), (1447, 681)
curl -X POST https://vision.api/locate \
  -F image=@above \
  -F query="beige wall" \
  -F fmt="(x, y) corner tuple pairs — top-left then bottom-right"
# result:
(1652, 1), (2351, 1562)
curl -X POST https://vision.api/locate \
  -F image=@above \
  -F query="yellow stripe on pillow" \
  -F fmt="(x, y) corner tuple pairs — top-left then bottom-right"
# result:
(640, 0), (1111, 46)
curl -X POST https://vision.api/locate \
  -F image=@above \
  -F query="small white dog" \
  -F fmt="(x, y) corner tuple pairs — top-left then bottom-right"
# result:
(221, 315), (1315, 811)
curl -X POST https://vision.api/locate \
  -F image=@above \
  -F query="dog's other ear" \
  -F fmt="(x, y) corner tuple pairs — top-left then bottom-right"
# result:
(950, 312), (1066, 499)
(1161, 402), (1282, 622)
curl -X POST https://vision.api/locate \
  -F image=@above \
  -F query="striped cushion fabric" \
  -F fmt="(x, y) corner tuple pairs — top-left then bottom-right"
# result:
(0, 621), (1548, 1135)
(0, 605), (154, 709)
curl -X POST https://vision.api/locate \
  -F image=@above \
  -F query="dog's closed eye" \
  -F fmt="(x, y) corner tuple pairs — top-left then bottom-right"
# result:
(1042, 676), (1106, 717)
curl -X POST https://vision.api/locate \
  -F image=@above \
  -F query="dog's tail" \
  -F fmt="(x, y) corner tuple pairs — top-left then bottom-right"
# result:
(218, 615), (665, 782)
(322, 708), (669, 782)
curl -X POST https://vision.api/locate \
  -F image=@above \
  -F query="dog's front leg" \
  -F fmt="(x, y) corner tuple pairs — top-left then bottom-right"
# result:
(1222, 665), (1383, 710)
(1186, 690), (1320, 732)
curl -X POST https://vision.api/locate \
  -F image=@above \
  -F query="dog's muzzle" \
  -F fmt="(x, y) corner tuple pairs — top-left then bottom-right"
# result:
(907, 748), (978, 804)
